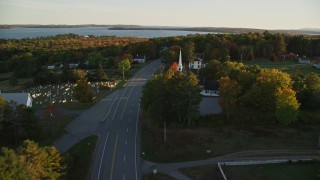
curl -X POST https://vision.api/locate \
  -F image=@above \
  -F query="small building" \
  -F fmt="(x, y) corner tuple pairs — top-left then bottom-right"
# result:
(69, 61), (80, 68)
(200, 80), (219, 97)
(0, 93), (33, 107)
(132, 55), (146, 64)
(47, 65), (55, 70)
(313, 63), (320, 69)
(298, 57), (311, 64)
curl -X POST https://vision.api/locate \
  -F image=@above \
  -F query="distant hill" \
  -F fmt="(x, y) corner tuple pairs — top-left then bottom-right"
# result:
(1, 24), (319, 35)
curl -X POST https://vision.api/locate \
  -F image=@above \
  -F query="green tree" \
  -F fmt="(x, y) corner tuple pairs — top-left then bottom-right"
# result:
(182, 41), (195, 64)
(218, 76), (241, 119)
(118, 59), (131, 80)
(73, 77), (94, 104)
(96, 63), (107, 81)
(299, 73), (320, 110)
(274, 35), (287, 57)
(275, 88), (300, 125)
(141, 70), (201, 126)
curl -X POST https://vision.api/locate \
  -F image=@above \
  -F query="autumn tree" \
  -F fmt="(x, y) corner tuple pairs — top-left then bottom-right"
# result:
(171, 62), (178, 72)
(118, 58), (131, 80)
(0, 147), (27, 180)
(275, 88), (300, 125)
(0, 140), (66, 180)
(218, 76), (241, 119)
(244, 69), (293, 111)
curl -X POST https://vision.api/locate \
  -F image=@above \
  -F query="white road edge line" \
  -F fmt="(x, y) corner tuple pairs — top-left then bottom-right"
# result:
(135, 104), (140, 180)
(101, 93), (119, 122)
(97, 131), (109, 180)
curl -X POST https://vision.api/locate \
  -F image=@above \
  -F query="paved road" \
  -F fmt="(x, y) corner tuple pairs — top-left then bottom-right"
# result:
(54, 59), (162, 180)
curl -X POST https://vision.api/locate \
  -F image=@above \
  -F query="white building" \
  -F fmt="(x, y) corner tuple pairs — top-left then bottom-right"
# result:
(189, 57), (204, 70)
(69, 62), (79, 68)
(47, 65), (55, 70)
(298, 57), (311, 64)
(132, 55), (146, 63)
(1, 93), (33, 107)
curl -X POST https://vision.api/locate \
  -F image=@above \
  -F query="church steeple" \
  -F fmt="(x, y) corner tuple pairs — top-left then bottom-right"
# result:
(178, 49), (183, 72)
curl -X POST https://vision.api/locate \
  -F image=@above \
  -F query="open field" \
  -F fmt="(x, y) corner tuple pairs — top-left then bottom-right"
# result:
(180, 165), (224, 180)
(224, 163), (320, 180)
(141, 117), (319, 163)
(242, 58), (320, 75)
(180, 163), (320, 180)
(142, 173), (176, 180)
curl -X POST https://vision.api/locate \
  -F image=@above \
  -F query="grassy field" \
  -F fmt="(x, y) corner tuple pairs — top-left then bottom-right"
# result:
(180, 165), (224, 180)
(64, 135), (98, 180)
(38, 115), (75, 146)
(224, 163), (320, 180)
(180, 163), (320, 180)
(141, 117), (319, 163)
(242, 58), (320, 75)
(142, 173), (176, 180)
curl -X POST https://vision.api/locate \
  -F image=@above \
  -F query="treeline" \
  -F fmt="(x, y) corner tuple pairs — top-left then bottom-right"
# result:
(1, 32), (319, 88)
(156, 31), (320, 64)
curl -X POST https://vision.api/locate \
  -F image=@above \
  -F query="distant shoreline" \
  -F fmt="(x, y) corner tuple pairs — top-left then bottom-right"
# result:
(1, 25), (319, 35)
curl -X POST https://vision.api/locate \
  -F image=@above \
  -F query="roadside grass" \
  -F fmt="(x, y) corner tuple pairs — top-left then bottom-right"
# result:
(38, 115), (75, 146)
(64, 135), (98, 180)
(142, 173), (176, 180)
(180, 165), (224, 180)
(141, 117), (319, 163)
(223, 163), (320, 180)
(0, 77), (33, 92)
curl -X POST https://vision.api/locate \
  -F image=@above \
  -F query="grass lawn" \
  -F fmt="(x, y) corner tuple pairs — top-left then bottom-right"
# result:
(141, 118), (319, 163)
(64, 135), (98, 180)
(142, 173), (176, 180)
(180, 165), (224, 180)
(38, 115), (75, 146)
(241, 58), (320, 75)
(224, 163), (320, 180)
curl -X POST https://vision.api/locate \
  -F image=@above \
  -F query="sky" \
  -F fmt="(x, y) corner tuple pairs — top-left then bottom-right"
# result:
(0, 0), (319, 30)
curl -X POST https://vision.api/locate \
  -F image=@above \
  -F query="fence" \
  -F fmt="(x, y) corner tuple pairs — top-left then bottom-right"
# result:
(217, 158), (314, 180)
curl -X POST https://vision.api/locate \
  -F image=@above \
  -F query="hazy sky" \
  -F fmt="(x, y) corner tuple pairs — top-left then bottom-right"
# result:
(0, 0), (319, 29)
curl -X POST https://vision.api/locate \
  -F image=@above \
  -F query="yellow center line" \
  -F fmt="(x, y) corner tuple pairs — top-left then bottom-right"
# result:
(110, 134), (119, 180)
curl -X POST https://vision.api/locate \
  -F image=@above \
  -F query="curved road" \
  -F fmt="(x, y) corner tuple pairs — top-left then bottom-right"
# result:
(54, 59), (162, 180)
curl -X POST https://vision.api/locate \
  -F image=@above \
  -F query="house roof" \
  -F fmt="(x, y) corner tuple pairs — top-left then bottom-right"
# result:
(0, 93), (31, 106)
(199, 78), (219, 90)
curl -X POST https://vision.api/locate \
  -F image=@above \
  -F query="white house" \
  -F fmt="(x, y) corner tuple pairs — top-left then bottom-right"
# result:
(132, 55), (146, 63)
(1, 93), (33, 107)
(189, 57), (204, 70)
